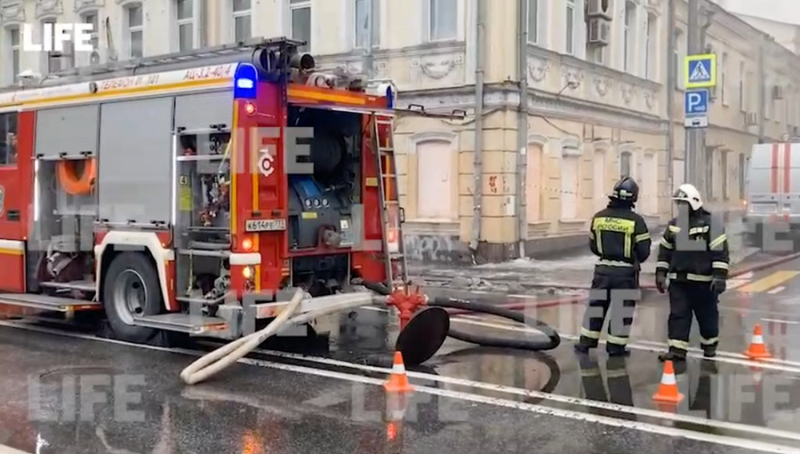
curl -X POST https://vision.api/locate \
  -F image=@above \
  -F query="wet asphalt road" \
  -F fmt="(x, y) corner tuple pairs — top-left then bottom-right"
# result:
(3, 256), (800, 452)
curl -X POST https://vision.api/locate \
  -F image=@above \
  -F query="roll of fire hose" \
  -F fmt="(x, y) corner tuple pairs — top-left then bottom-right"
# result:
(360, 281), (561, 352)
(180, 289), (379, 385)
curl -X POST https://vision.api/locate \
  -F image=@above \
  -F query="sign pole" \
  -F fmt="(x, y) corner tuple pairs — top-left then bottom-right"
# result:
(683, 0), (714, 199)
(685, 0), (701, 191)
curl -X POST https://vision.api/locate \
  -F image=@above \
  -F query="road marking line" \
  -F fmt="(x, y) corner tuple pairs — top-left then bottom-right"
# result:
(727, 279), (751, 290)
(762, 318), (800, 325)
(366, 306), (800, 370)
(737, 271), (800, 293)
(444, 317), (800, 372)
(768, 286), (786, 294)
(718, 304), (800, 318)
(0, 320), (798, 453)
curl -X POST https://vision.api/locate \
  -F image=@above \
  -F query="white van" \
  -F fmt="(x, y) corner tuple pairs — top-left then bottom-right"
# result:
(743, 142), (800, 248)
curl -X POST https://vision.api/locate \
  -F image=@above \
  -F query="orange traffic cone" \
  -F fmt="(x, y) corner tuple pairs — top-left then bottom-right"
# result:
(386, 392), (409, 421)
(384, 352), (414, 393)
(652, 360), (684, 404)
(744, 324), (772, 360)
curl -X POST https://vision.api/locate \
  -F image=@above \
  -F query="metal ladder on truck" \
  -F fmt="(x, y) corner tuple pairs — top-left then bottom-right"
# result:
(373, 115), (409, 290)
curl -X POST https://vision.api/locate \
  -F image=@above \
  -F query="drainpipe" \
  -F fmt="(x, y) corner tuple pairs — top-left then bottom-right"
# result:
(469, 0), (486, 254)
(758, 36), (766, 143)
(516, 0), (529, 258)
(666, 0), (675, 217)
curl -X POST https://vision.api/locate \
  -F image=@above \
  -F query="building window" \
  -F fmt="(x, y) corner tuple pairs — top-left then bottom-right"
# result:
(82, 12), (100, 55)
(176, 0), (194, 51)
(7, 27), (20, 83)
(233, 0), (252, 42)
(125, 3), (144, 59)
(673, 29), (683, 89)
(739, 61), (746, 112)
(354, 0), (380, 49)
(289, 0), (311, 51)
(765, 78), (771, 120)
(428, 0), (457, 42)
(561, 154), (579, 219)
(720, 52), (728, 105)
(739, 153), (746, 199)
(527, 0), (538, 44)
(565, 0), (575, 54)
(620, 151), (632, 178)
(41, 20), (58, 73)
(645, 13), (656, 79)
(624, 1), (636, 73)
(41, 19), (75, 73)
(0, 112), (17, 166)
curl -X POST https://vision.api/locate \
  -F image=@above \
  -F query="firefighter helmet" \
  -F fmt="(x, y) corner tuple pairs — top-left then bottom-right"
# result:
(610, 176), (639, 203)
(672, 183), (703, 210)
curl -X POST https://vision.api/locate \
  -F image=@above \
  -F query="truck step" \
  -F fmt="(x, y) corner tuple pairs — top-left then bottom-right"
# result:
(176, 294), (228, 306)
(132, 313), (227, 335)
(39, 280), (96, 293)
(0, 293), (101, 312)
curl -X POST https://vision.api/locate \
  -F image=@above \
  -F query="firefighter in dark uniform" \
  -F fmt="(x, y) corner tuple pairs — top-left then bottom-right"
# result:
(656, 183), (729, 362)
(575, 177), (651, 356)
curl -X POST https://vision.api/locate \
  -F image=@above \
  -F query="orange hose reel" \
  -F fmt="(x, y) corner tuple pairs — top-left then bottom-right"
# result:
(56, 158), (97, 195)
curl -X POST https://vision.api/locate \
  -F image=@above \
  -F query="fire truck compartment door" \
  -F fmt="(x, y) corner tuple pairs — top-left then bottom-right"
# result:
(98, 97), (174, 224)
(35, 105), (99, 158)
(174, 91), (232, 131)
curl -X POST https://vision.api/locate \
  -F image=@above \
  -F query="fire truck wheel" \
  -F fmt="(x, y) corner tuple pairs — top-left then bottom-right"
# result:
(102, 252), (163, 343)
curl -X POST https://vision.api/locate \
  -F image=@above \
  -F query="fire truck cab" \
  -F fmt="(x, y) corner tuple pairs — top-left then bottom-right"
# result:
(0, 37), (408, 343)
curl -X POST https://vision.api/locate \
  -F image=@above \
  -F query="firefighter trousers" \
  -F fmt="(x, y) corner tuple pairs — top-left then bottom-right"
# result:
(578, 270), (640, 354)
(666, 280), (720, 357)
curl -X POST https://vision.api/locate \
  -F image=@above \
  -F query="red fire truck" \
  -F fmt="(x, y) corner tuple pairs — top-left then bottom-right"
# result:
(0, 37), (413, 344)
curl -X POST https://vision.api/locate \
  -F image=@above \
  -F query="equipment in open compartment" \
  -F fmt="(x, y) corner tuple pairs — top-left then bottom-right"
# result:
(286, 106), (361, 251)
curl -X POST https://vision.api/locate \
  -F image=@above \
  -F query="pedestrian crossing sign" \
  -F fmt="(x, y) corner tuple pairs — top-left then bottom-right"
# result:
(684, 54), (716, 89)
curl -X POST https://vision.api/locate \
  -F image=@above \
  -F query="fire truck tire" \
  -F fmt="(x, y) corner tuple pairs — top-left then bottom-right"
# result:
(102, 252), (163, 343)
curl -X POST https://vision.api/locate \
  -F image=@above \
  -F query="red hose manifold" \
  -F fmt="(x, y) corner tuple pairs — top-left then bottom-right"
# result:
(385, 286), (427, 331)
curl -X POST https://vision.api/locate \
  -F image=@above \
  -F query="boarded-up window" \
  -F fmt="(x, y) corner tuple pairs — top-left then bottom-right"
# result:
(561, 154), (579, 219)
(642, 153), (657, 215)
(593, 149), (606, 210)
(620, 151), (632, 178)
(417, 140), (454, 220)
(527, 144), (543, 221)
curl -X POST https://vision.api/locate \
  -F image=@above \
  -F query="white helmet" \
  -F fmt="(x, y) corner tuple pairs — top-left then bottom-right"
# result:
(672, 183), (703, 210)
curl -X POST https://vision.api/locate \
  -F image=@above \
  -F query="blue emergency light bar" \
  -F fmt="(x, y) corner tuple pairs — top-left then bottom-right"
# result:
(233, 62), (259, 99)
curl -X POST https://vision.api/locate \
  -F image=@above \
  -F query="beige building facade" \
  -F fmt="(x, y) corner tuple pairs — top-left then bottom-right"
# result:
(0, 0), (798, 262)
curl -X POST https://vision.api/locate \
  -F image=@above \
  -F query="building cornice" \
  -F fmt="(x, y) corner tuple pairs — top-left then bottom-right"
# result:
(528, 45), (661, 92)
(396, 85), (666, 135)
(397, 84), (777, 142)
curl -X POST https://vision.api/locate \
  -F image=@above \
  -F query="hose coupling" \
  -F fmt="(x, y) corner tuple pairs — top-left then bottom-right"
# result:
(386, 286), (427, 330)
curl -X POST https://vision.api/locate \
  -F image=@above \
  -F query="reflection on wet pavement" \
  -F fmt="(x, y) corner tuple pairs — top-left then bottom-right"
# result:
(4, 324), (792, 454)
(4, 255), (800, 453)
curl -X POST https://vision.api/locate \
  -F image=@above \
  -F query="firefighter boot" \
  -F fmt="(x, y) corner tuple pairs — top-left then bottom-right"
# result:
(658, 348), (687, 362)
(606, 346), (630, 357)
(574, 335), (599, 354)
(702, 344), (717, 358)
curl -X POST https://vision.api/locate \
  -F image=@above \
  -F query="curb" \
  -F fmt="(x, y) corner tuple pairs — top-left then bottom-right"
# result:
(448, 250), (800, 315)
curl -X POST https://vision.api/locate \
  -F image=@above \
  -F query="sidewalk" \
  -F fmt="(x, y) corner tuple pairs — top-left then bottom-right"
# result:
(409, 210), (754, 293)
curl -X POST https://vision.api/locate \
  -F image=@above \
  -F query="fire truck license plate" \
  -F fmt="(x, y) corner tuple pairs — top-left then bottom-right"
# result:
(245, 219), (286, 232)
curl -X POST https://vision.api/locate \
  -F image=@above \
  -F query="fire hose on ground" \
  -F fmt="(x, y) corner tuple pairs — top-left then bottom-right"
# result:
(181, 289), (380, 385)
(360, 281), (561, 362)
(181, 282), (562, 385)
